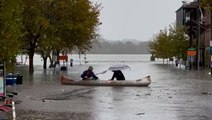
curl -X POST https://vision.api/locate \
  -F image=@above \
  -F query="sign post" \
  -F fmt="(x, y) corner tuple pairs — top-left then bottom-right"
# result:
(0, 62), (5, 96)
(187, 48), (197, 70)
(187, 48), (197, 56)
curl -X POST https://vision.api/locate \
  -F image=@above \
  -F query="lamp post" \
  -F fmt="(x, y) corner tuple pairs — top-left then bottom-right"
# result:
(210, 8), (212, 75)
(196, 0), (206, 70)
(196, 0), (201, 70)
(197, 6), (201, 70)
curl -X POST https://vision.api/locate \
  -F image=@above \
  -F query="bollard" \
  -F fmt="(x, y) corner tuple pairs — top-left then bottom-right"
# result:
(12, 101), (16, 120)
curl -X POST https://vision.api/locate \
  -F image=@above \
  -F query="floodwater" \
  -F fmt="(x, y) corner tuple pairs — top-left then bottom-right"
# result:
(12, 54), (212, 120)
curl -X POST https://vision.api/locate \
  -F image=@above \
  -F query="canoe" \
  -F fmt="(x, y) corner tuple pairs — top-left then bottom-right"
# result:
(60, 75), (151, 86)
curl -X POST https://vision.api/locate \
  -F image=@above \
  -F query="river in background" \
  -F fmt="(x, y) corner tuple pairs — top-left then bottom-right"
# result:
(15, 53), (212, 84)
(16, 54), (153, 65)
(16, 54), (156, 80)
(13, 54), (212, 120)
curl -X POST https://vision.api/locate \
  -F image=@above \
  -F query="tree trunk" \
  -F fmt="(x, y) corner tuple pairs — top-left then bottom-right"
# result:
(56, 50), (60, 65)
(29, 51), (34, 74)
(48, 55), (54, 68)
(43, 56), (47, 69)
(28, 33), (40, 74)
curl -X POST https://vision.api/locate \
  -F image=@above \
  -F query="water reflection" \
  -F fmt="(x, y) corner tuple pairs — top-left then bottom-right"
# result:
(89, 86), (152, 120)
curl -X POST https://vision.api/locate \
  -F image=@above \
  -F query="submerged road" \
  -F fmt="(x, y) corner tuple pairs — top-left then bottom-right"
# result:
(8, 62), (212, 120)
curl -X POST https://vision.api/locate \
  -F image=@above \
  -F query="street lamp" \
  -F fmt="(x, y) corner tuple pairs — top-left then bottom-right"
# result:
(209, 8), (212, 75)
(194, 1), (205, 70)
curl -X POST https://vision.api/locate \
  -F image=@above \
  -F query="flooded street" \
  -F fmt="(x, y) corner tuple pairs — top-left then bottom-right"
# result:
(10, 55), (212, 120)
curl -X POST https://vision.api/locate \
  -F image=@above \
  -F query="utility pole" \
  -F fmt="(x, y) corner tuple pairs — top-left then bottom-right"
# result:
(197, 13), (200, 70)
(210, 7), (212, 75)
(197, 0), (201, 70)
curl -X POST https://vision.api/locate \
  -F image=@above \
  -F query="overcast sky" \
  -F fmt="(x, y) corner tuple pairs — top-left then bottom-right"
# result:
(91, 0), (184, 41)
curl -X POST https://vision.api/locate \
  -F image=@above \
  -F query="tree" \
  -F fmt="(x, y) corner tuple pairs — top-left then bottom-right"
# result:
(41, 0), (101, 69)
(149, 28), (172, 63)
(168, 24), (189, 60)
(149, 24), (189, 62)
(0, 0), (22, 72)
(21, 0), (101, 72)
(201, 0), (212, 7)
(21, 0), (48, 73)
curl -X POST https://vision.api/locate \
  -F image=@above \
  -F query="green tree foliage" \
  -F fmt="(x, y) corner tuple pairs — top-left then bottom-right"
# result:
(168, 25), (189, 60)
(51, 0), (101, 49)
(41, 0), (101, 69)
(0, 0), (22, 72)
(21, 0), (46, 73)
(149, 28), (172, 60)
(21, 0), (101, 72)
(149, 24), (189, 62)
(201, 0), (212, 8)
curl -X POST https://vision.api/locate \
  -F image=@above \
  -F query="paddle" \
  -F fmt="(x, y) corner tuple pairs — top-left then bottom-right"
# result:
(95, 70), (107, 75)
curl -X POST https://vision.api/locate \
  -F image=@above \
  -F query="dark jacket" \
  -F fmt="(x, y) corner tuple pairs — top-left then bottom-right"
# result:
(111, 70), (125, 80)
(81, 70), (98, 80)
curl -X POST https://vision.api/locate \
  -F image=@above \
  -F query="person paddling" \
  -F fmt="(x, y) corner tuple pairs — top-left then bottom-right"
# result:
(81, 66), (99, 80)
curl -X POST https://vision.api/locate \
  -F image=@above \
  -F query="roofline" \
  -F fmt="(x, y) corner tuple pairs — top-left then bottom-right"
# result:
(176, 1), (199, 13)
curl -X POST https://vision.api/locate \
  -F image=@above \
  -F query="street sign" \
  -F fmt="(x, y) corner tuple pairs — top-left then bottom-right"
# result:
(189, 56), (195, 62)
(187, 50), (197, 56)
(188, 48), (196, 50)
(59, 55), (68, 61)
